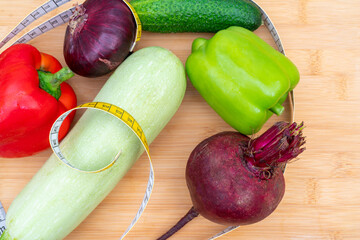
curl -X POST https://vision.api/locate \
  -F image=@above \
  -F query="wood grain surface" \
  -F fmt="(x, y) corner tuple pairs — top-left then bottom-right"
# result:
(1, 0), (360, 239)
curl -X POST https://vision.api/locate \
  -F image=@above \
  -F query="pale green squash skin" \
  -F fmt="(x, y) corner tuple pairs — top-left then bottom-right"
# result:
(1, 47), (186, 240)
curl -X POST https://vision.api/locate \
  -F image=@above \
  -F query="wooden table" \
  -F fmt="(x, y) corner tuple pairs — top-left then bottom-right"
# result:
(1, 0), (359, 239)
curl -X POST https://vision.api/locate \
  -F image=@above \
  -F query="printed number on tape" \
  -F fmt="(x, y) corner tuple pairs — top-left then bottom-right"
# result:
(0, 0), (294, 239)
(0, 0), (141, 51)
(49, 102), (154, 240)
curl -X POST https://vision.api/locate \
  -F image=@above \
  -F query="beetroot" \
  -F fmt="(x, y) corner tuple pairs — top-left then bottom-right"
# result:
(158, 121), (305, 239)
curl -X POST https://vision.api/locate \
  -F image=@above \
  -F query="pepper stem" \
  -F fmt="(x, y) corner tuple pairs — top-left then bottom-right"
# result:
(191, 38), (207, 52)
(38, 67), (74, 100)
(269, 103), (285, 116)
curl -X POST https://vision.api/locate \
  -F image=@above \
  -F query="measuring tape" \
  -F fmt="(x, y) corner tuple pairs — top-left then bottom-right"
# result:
(0, 0), (142, 51)
(0, 202), (5, 236)
(49, 102), (154, 239)
(0, 0), (294, 239)
(0, 2), (143, 237)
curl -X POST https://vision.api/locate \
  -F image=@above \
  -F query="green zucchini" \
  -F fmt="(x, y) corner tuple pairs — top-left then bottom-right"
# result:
(0, 47), (186, 240)
(130, 0), (262, 33)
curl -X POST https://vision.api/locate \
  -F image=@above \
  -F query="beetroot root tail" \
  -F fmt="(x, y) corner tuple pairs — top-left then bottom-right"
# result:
(157, 206), (199, 240)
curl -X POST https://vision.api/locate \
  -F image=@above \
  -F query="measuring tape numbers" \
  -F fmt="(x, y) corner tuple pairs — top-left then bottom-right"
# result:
(0, 0), (73, 48)
(0, 1), (144, 238)
(0, 0), (141, 51)
(0, 0), (295, 239)
(49, 102), (154, 239)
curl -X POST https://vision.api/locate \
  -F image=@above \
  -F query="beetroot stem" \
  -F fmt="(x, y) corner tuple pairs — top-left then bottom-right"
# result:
(157, 207), (199, 240)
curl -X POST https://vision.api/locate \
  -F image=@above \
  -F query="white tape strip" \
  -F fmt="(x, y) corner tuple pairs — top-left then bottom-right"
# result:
(0, 202), (6, 236)
(251, 0), (295, 123)
(49, 102), (154, 239)
(0, 0), (141, 51)
(12, 7), (76, 46)
(0, 0), (73, 48)
(0, 1), (294, 239)
(208, 0), (295, 239)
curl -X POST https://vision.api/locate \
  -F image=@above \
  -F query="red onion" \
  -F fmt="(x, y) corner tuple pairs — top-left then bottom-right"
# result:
(158, 121), (306, 239)
(63, 0), (137, 77)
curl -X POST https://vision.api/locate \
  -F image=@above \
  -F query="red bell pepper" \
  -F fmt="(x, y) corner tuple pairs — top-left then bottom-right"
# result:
(0, 44), (77, 158)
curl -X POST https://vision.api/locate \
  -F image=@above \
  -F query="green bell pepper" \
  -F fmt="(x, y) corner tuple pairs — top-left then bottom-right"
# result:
(185, 26), (300, 135)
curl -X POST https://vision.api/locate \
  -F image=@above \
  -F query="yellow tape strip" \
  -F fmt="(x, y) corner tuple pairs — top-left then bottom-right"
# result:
(50, 101), (150, 173)
(124, 0), (142, 42)
(49, 102), (154, 239)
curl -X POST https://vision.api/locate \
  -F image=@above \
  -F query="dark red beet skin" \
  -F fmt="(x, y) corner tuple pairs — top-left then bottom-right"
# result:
(186, 131), (285, 226)
(63, 0), (136, 77)
(157, 121), (305, 240)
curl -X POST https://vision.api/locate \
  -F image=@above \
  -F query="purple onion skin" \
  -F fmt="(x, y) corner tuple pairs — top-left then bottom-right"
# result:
(63, 0), (136, 77)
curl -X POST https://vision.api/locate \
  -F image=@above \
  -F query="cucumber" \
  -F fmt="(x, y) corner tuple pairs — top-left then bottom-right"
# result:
(0, 47), (186, 240)
(131, 0), (262, 33)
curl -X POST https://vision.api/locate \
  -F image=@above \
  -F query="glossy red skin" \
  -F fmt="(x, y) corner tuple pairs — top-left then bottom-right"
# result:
(0, 44), (77, 158)
(63, 0), (136, 77)
(186, 131), (285, 226)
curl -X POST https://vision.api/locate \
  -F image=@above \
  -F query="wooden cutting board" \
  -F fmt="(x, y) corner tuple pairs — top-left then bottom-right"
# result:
(1, 0), (360, 239)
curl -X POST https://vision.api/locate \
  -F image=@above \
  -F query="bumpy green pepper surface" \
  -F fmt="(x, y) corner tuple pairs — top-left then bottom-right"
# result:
(186, 26), (300, 135)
